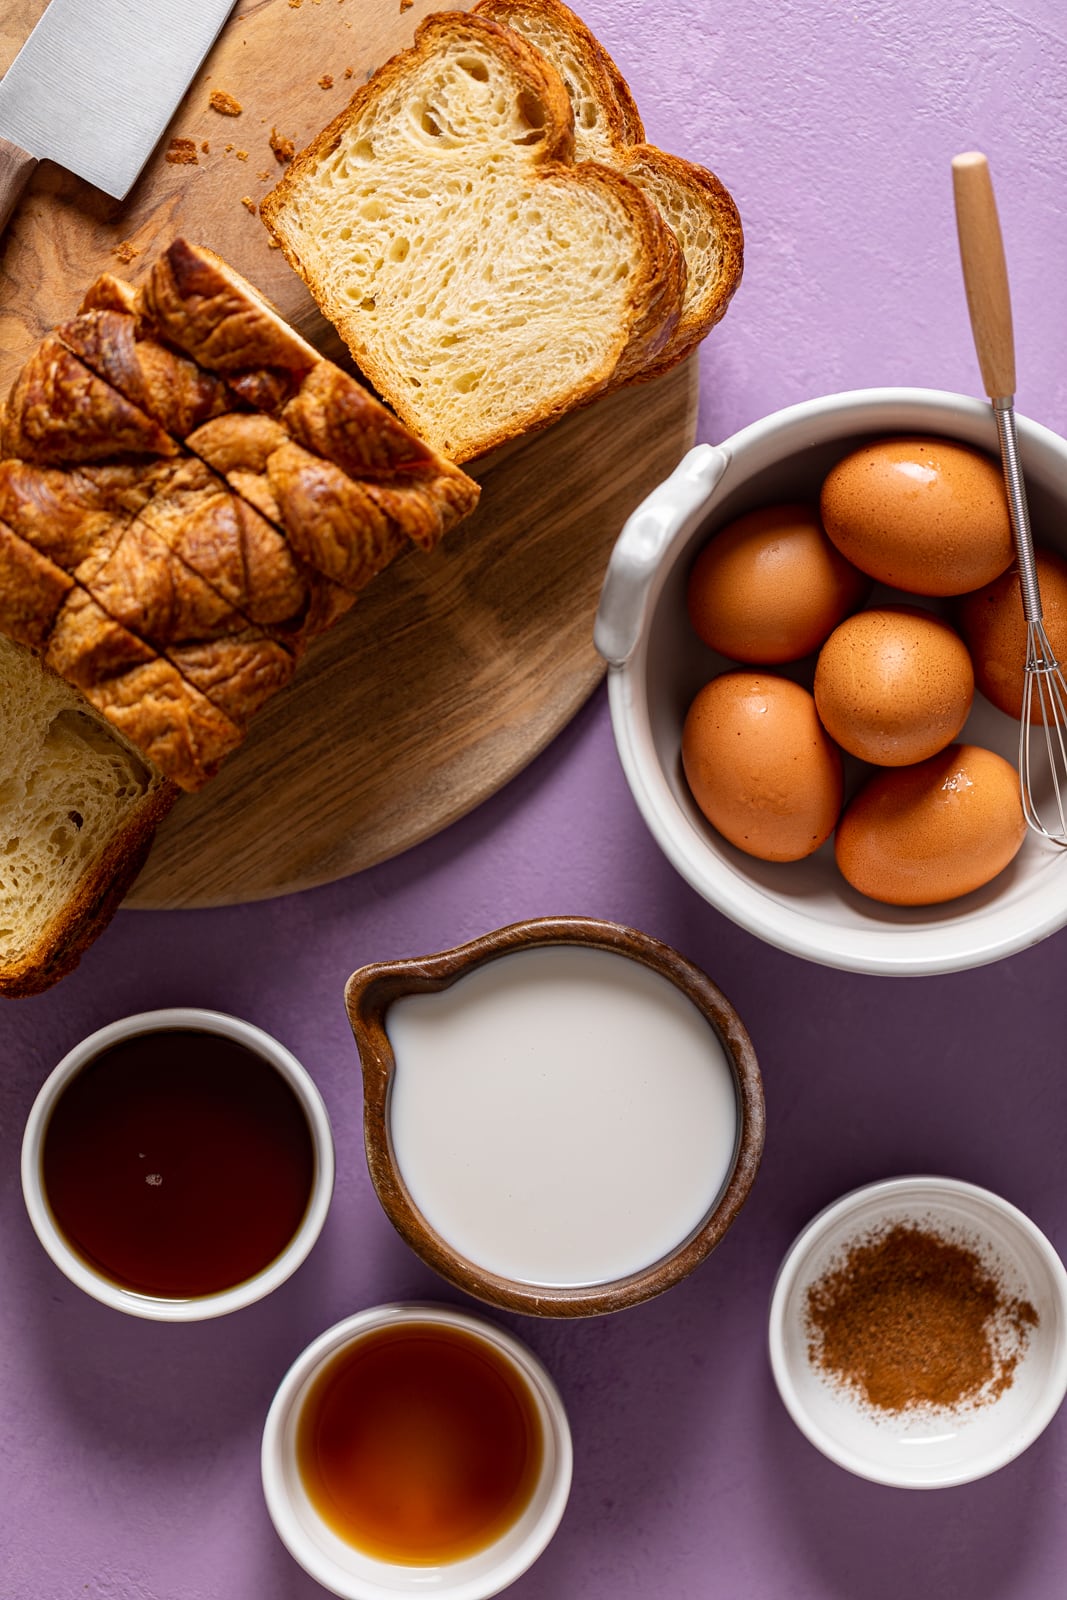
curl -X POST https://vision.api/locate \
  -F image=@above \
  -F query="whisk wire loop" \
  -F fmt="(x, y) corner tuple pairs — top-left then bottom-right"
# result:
(991, 401), (1067, 845)
(1019, 622), (1067, 845)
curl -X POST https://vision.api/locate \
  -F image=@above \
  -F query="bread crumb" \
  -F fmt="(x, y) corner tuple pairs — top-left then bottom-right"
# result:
(201, 140), (210, 153)
(241, 196), (258, 214)
(287, 0), (301, 6)
(236, 149), (249, 161)
(165, 137), (198, 165)
(343, 65), (354, 78)
(270, 128), (296, 164)
(257, 169), (270, 181)
(318, 73), (334, 88)
(268, 238), (282, 249)
(225, 143), (234, 152)
(209, 89), (243, 116)
(400, 0), (414, 9)
(113, 241), (140, 264)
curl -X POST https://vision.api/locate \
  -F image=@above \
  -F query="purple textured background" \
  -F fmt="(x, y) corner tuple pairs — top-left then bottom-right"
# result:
(4, 1), (1067, 1595)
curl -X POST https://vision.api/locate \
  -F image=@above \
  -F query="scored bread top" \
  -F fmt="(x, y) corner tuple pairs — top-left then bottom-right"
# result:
(260, 11), (685, 462)
(0, 516), (74, 652)
(77, 249), (479, 535)
(1, 336), (179, 464)
(0, 239), (481, 788)
(140, 239), (322, 385)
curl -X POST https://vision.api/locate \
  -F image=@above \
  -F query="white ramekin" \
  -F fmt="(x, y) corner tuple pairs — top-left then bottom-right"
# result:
(262, 1302), (572, 1600)
(20, 1007), (335, 1321)
(768, 1175), (1067, 1488)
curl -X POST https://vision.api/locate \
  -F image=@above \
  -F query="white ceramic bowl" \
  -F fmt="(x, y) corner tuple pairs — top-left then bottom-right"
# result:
(595, 387), (1067, 975)
(21, 1007), (335, 1321)
(262, 1302), (572, 1600)
(768, 1176), (1067, 1488)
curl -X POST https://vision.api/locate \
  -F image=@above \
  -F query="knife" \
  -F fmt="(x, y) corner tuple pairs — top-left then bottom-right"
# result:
(0, 0), (239, 236)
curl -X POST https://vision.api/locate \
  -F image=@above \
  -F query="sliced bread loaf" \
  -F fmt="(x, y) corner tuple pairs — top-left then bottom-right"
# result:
(475, 0), (743, 375)
(0, 635), (174, 997)
(260, 12), (685, 462)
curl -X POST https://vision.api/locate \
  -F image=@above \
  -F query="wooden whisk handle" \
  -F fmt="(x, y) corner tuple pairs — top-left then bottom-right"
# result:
(952, 151), (1016, 400)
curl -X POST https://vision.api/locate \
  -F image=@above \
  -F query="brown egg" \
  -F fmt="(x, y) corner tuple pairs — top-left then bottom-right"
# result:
(957, 546), (1067, 721)
(820, 436), (1013, 596)
(814, 605), (974, 765)
(681, 672), (843, 862)
(835, 743), (1026, 905)
(686, 503), (868, 663)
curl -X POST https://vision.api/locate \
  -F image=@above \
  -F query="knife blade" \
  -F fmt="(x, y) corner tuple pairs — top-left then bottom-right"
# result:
(0, 0), (238, 235)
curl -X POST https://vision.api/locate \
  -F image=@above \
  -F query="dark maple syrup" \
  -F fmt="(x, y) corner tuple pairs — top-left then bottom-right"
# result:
(296, 1322), (544, 1565)
(41, 1028), (315, 1298)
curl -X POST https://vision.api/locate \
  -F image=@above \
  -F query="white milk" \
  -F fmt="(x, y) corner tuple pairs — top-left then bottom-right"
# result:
(386, 945), (740, 1288)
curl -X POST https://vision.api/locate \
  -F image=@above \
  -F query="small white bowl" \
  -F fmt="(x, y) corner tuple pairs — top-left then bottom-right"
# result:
(261, 1302), (572, 1600)
(21, 1007), (335, 1321)
(595, 387), (1067, 975)
(768, 1176), (1067, 1488)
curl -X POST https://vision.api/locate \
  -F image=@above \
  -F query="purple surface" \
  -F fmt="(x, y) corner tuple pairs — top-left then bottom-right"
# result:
(4, 0), (1067, 1595)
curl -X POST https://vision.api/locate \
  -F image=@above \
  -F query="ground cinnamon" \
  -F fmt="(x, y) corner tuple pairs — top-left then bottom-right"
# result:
(805, 1221), (1038, 1413)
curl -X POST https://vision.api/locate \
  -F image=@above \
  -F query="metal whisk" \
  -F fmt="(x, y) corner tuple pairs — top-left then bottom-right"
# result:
(952, 150), (1067, 847)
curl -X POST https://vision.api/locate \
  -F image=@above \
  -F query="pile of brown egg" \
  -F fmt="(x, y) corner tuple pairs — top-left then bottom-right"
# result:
(681, 435), (1067, 906)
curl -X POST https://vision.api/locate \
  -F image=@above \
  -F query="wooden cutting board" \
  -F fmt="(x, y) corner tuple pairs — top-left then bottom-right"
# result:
(0, 0), (698, 908)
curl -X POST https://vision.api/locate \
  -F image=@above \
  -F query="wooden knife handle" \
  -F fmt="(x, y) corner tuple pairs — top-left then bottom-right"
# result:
(0, 136), (39, 240)
(952, 150), (1016, 400)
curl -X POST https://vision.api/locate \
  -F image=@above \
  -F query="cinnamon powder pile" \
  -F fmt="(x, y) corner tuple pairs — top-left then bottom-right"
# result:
(805, 1222), (1039, 1414)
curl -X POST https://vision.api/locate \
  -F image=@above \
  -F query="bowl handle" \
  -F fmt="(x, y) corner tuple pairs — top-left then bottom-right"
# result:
(594, 443), (729, 667)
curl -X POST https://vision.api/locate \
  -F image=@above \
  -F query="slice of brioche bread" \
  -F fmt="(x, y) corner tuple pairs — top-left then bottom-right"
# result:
(616, 145), (743, 374)
(475, 0), (743, 374)
(0, 635), (175, 996)
(260, 12), (685, 461)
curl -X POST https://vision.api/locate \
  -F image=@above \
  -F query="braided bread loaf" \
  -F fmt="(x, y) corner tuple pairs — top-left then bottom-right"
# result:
(0, 239), (481, 791)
